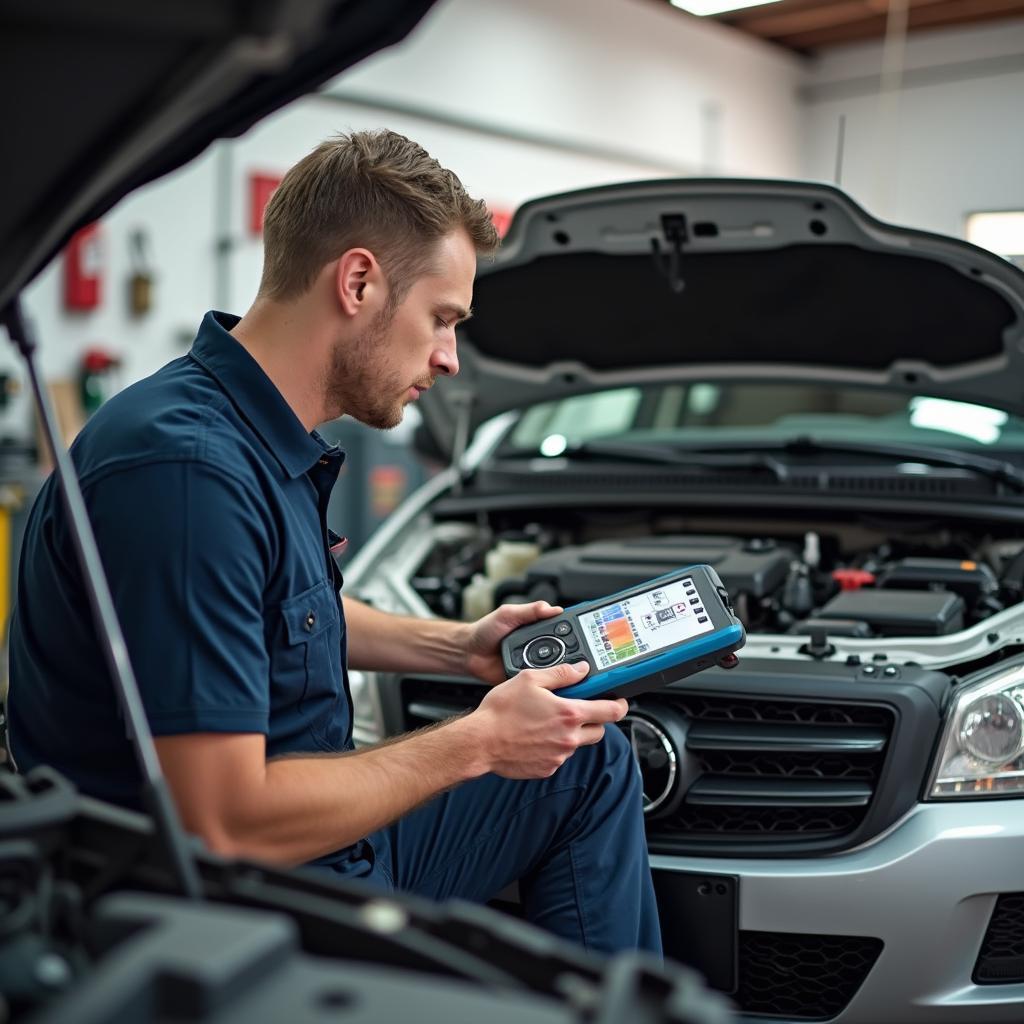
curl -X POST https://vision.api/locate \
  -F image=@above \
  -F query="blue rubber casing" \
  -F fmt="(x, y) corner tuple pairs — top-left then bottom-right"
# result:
(500, 563), (746, 700)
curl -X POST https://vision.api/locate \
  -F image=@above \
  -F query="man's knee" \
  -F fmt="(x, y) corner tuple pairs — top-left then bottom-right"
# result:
(570, 722), (640, 794)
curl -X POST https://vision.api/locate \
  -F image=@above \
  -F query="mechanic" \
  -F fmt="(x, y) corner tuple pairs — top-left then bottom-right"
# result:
(7, 130), (661, 955)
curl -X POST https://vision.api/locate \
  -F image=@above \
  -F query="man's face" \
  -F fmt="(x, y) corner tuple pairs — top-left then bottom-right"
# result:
(329, 229), (477, 429)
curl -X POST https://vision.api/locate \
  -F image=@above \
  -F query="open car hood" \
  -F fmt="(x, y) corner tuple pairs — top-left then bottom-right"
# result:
(419, 179), (1024, 460)
(0, 0), (436, 315)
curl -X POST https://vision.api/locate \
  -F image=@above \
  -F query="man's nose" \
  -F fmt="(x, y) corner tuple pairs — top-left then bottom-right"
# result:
(431, 342), (459, 377)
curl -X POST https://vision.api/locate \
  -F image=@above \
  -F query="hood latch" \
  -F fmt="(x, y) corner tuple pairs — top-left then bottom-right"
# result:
(651, 213), (688, 295)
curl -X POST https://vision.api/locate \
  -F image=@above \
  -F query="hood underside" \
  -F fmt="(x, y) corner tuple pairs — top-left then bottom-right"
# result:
(0, 0), (436, 314)
(419, 179), (1024, 458)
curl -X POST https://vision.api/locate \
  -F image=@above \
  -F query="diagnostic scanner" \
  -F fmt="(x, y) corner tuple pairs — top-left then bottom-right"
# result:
(500, 564), (745, 700)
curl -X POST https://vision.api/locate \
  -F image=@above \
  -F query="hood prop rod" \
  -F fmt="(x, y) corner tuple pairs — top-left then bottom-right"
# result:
(0, 298), (202, 900)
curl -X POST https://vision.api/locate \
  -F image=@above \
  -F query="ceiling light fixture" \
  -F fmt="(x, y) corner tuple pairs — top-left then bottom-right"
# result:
(670, 0), (784, 16)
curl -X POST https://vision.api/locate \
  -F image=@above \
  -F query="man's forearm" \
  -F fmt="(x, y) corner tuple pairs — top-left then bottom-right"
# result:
(343, 595), (469, 675)
(211, 716), (487, 866)
(157, 660), (618, 869)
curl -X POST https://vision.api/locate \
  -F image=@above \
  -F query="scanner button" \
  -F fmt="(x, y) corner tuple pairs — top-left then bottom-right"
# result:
(689, 597), (700, 605)
(694, 607), (705, 615)
(697, 616), (709, 623)
(524, 636), (567, 668)
(554, 621), (573, 637)
(563, 634), (580, 652)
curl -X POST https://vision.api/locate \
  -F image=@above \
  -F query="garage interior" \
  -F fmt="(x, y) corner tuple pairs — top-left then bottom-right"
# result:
(2, 1), (1024, 1022)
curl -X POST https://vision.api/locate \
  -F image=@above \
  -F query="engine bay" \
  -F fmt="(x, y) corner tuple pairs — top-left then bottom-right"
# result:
(407, 512), (1024, 641)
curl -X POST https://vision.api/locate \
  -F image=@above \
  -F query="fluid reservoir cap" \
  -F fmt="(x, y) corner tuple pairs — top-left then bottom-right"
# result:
(832, 568), (877, 591)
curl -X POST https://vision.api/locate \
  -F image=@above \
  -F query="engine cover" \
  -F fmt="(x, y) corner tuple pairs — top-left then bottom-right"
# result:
(520, 536), (791, 605)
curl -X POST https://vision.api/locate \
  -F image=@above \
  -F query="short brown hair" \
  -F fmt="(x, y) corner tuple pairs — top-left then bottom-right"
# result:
(259, 130), (499, 304)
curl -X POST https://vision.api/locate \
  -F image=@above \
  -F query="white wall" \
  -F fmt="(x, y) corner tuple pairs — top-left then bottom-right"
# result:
(11, 0), (806, 445)
(333, 0), (806, 179)
(802, 21), (1024, 235)
(6, 149), (220, 440)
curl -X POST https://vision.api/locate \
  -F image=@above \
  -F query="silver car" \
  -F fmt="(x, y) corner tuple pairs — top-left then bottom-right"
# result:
(344, 179), (1024, 1024)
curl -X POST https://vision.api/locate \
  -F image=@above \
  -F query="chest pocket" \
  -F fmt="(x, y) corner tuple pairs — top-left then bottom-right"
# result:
(276, 580), (345, 750)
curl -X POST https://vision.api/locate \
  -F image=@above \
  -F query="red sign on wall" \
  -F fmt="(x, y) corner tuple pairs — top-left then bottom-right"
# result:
(63, 222), (103, 310)
(489, 207), (513, 239)
(249, 172), (283, 234)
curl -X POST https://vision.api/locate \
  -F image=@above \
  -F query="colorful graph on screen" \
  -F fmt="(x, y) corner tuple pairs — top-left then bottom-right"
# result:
(579, 577), (715, 670)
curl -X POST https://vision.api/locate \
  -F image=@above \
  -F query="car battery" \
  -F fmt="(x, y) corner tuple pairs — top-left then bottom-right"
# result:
(876, 557), (998, 604)
(815, 588), (965, 636)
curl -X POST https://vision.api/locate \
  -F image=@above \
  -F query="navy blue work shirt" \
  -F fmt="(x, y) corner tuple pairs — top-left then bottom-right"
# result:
(8, 312), (367, 873)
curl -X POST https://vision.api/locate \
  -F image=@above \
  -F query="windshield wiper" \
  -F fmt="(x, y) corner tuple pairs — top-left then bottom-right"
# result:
(698, 435), (1024, 494)
(537, 440), (790, 480)
(512, 436), (1024, 494)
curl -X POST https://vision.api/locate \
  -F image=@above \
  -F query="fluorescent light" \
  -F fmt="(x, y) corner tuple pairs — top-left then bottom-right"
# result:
(671, 0), (783, 16)
(966, 211), (1024, 259)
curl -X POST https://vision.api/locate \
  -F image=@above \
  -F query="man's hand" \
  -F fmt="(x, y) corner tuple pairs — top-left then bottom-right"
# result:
(462, 660), (628, 778)
(463, 600), (564, 684)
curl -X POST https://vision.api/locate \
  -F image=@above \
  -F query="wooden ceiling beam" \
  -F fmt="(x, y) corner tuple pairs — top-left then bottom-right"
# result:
(777, 0), (1024, 49)
(724, 0), (858, 24)
(732, 1), (877, 37)
(730, 0), (963, 38)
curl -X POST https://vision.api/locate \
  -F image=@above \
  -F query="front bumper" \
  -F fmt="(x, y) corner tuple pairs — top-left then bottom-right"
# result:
(653, 799), (1024, 1023)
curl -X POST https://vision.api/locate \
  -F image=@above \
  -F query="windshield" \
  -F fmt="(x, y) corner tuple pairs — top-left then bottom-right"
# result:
(503, 383), (1024, 455)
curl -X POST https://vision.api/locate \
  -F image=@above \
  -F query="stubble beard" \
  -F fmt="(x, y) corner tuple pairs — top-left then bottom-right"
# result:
(326, 308), (406, 430)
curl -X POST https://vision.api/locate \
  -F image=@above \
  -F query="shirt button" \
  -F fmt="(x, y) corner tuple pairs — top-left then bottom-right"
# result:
(305, 611), (316, 631)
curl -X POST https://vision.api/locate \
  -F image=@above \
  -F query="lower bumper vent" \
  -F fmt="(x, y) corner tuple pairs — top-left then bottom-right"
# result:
(974, 892), (1024, 984)
(737, 930), (883, 1020)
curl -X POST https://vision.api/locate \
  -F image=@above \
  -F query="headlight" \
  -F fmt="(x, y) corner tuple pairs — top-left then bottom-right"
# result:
(929, 662), (1024, 798)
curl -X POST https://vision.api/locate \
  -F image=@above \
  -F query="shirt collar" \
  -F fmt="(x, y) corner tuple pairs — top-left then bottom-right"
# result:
(189, 310), (341, 480)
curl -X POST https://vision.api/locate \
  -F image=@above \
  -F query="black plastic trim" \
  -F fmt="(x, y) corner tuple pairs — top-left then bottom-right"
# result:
(736, 930), (883, 1019)
(686, 777), (874, 807)
(686, 721), (888, 754)
(434, 487), (1024, 526)
(974, 892), (1024, 984)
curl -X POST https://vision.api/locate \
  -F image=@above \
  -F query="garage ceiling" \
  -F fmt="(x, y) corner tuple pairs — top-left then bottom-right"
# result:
(660, 0), (1024, 52)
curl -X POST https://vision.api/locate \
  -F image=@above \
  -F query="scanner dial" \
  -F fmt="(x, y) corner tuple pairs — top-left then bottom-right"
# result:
(523, 635), (567, 669)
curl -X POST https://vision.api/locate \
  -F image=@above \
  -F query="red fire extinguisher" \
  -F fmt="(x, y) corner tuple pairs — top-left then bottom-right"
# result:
(64, 223), (103, 310)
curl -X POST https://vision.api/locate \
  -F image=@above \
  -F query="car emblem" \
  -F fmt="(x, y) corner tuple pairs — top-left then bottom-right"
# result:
(618, 712), (678, 815)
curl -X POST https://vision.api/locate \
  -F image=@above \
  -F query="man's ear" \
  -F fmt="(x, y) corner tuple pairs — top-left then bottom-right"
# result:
(335, 248), (383, 318)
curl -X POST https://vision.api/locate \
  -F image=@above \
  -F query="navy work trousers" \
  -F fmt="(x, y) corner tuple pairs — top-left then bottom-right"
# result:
(364, 724), (662, 955)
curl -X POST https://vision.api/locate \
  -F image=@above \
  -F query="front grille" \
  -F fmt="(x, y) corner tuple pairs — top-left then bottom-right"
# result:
(642, 693), (895, 853)
(737, 930), (883, 1020)
(397, 680), (897, 854)
(974, 893), (1024, 984)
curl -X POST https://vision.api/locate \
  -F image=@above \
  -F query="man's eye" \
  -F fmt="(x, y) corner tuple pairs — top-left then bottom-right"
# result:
(435, 316), (451, 330)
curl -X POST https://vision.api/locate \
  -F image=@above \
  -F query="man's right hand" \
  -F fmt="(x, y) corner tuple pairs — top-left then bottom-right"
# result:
(464, 660), (628, 779)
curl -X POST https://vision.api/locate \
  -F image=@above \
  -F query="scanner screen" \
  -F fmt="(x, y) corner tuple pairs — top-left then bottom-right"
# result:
(579, 577), (715, 670)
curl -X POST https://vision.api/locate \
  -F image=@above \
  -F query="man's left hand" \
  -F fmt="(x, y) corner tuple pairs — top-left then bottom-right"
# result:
(463, 601), (564, 685)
